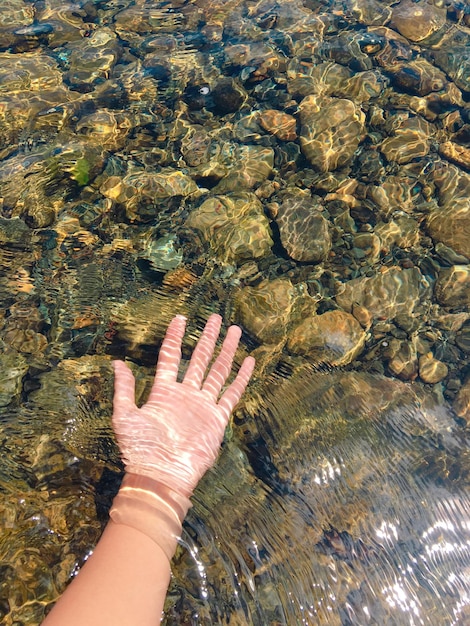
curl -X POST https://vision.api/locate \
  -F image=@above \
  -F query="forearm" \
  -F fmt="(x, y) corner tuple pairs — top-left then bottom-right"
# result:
(42, 519), (172, 626)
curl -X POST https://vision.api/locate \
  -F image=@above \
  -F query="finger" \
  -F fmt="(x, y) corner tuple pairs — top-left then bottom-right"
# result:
(152, 315), (186, 390)
(183, 313), (222, 389)
(202, 324), (242, 398)
(112, 360), (136, 420)
(217, 356), (256, 420)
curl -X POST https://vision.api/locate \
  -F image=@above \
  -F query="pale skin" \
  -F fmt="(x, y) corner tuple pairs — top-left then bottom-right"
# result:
(42, 314), (255, 626)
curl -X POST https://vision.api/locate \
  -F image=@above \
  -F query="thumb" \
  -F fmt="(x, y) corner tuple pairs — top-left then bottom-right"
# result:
(112, 360), (136, 419)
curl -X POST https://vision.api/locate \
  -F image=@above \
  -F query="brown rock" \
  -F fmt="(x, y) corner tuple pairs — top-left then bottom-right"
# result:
(186, 192), (273, 263)
(453, 377), (470, 423)
(299, 94), (365, 172)
(380, 117), (432, 165)
(352, 233), (381, 263)
(233, 278), (316, 344)
(287, 310), (366, 366)
(4, 328), (47, 353)
(388, 59), (447, 96)
(101, 170), (200, 221)
(0, 351), (28, 407)
(434, 266), (470, 309)
(391, 0), (446, 42)
(375, 217), (420, 252)
(335, 267), (429, 322)
(258, 109), (297, 141)
(274, 190), (331, 262)
(439, 142), (470, 172)
(419, 353), (448, 384)
(427, 201), (470, 259)
(387, 340), (418, 381)
(213, 145), (274, 192)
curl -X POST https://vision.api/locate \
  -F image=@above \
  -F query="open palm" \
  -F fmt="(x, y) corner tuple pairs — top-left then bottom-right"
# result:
(112, 314), (255, 498)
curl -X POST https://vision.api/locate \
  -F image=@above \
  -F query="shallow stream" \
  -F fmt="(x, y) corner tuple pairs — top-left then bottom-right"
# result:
(0, 0), (470, 624)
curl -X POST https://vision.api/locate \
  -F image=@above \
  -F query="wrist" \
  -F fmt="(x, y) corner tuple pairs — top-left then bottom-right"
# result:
(109, 473), (191, 561)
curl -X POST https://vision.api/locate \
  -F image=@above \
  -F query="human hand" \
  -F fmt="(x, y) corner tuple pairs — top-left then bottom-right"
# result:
(111, 313), (255, 498)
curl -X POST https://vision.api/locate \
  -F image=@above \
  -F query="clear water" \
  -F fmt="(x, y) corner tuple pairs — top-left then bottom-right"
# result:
(0, 0), (470, 624)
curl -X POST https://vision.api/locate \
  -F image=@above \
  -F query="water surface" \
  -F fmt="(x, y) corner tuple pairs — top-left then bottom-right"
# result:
(0, 0), (470, 624)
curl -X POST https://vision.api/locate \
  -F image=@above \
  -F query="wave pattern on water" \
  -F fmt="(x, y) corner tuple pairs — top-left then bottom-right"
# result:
(0, 0), (470, 623)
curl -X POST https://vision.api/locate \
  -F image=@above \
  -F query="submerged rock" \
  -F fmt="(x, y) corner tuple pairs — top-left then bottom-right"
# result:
(385, 338), (418, 381)
(287, 310), (367, 366)
(211, 77), (247, 114)
(375, 217), (420, 253)
(454, 376), (470, 423)
(0, 217), (31, 248)
(379, 116), (433, 165)
(101, 170), (200, 221)
(427, 201), (470, 259)
(390, 0), (447, 43)
(434, 265), (470, 309)
(272, 189), (331, 262)
(419, 352), (448, 384)
(299, 94), (365, 172)
(214, 144), (274, 192)
(439, 141), (470, 171)
(233, 278), (317, 344)
(186, 192), (273, 263)
(0, 351), (28, 407)
(335, 267), (430, 322)
(258, 109), (297, 141)
(387, 58), (447, 97)
(432, 26), (470, 94)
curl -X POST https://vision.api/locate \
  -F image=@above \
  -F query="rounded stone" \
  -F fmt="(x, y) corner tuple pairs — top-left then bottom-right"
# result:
(258, 109), (297, 141)
(100, 170), (200, 221)
(439, 142), (470, 172)
(453, 377), (470, 423)
(273, 190), (331, 263)
(211, 78), (246, 114)
(352, 233), (380, 262)
(0, 217), (31, 248)
(0, 351), (28, 407)
(335, 267), (429, 322)
(214, 145), (274, 193)
(389, 59), (447, 96)
(391, 0), (446, 42)
(299, 94), (365, 172)
(387, 340), (418, 381)
(185, 192), (273, 263)
(427, 201), (470, 259)
(380, 117), (432, 165)
(419, 353), (448, 384)
(375, 217), (420, 253)
(435, 266), (470, 309)
(0, 0), (33, 29)
(233, 278), (316, 344)
(287, 310), (367, 366)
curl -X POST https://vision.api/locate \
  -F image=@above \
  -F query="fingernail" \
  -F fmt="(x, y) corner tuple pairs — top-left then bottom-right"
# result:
(175, 314), (187, 321)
